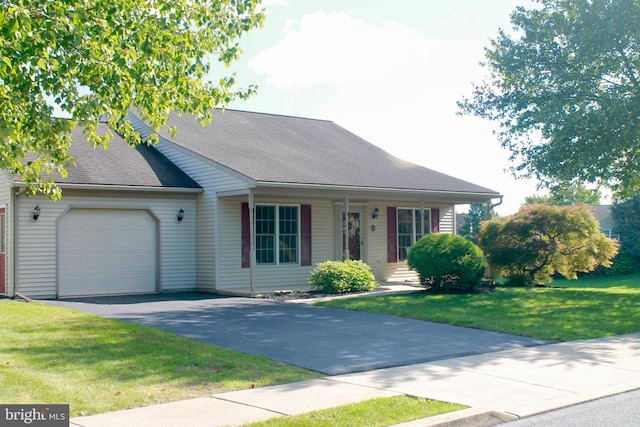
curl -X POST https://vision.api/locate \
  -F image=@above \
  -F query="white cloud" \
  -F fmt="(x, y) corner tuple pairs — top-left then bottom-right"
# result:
(243, 9), (539, 215)
(249, 11), (447, 87)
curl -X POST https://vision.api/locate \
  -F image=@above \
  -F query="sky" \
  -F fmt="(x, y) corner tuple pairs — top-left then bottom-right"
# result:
(225, 0), (540, 215)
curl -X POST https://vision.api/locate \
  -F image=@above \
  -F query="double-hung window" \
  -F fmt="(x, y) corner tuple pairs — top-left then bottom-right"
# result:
(255, 205), (299, 265)
(397, 208), (431, 261)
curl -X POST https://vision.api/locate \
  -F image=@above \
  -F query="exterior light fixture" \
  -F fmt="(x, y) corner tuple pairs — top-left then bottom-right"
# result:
(372, 207), (380, 219)
(177, 208), (185, 223)
(33, 205), (41, 221)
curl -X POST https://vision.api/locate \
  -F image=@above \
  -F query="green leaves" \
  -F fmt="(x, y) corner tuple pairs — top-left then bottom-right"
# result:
(479, 203), (619, 285)
(407, 234), (487, 294)
(459, 0), (640, 198)
(0, 0), (264, 199)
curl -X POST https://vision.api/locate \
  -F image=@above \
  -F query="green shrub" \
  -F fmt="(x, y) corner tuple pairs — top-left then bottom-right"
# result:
(309, 260), (377, 294)
(407, 233), (487, 293)
(596, 247), (640, 276)
(503, 273), (533, 287)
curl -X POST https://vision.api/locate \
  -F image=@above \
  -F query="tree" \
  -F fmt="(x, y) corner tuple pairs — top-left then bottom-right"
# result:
(479, 203), (618, 285)
(0, 0), (264, 198)
(524, 183), (601, 205)
(458, 203), (490, 244)
(458, 0), (640, 199)
(612, 195), (640, 257)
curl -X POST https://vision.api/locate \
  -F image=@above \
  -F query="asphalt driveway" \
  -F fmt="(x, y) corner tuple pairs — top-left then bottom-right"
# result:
(43, 293), (548, 375)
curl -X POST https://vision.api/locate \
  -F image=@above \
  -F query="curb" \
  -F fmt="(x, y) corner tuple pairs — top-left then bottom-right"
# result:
(390, 408), (519, 427)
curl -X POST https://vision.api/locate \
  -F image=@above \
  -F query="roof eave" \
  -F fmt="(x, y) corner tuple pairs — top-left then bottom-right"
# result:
(14, 182), (204, 194)
(219, 181), (501, 203)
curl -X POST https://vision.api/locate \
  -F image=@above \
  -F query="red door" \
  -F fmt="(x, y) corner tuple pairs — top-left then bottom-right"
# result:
(0, 208), (5, 294)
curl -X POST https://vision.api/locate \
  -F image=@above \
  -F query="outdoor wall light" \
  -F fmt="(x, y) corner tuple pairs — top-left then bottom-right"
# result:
(177, 208), (185, 223)
(372, 207), (380, 219)
(33, 205), (41, 221)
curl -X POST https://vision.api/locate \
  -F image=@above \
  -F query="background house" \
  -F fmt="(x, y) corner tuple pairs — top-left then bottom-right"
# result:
(1, 110), (501, 298)
(587, 205), (619, 240)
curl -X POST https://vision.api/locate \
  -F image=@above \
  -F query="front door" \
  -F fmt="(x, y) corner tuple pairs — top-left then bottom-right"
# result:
(342, 212), (361, 260)
(0, 208), (5, 294)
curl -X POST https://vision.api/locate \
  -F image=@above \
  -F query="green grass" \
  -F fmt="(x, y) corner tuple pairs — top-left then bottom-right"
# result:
(0, 301), (322, 416)
(316, 274), (640, 341)
(244, 396), (466, 427)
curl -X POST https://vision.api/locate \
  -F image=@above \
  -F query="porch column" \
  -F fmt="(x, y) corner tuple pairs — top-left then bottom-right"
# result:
(344, 197), (349, 261)
(248, 191), (256, 295)
(420, 200), (425, 237)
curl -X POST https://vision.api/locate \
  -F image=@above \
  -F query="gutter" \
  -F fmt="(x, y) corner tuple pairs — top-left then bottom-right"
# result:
(489, 196), (504, 215)
(254, 181), (500, 197)
(13, 182), (203, 194)
(218, 181), (501, 203)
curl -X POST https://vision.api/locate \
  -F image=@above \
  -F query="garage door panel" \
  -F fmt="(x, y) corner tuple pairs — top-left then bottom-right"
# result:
(59, 209), (156, 297)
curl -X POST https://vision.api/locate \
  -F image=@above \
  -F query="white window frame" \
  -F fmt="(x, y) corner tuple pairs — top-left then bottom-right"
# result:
(255, 204), (300, 266)
(397, 208), (431, 261)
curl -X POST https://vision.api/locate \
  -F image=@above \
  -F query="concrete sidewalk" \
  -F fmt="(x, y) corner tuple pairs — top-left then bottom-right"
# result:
(70, 332), (640, 427)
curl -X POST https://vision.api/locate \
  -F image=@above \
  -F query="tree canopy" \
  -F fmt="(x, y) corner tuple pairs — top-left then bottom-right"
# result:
(524, 183), (601, 205)
(0, 0), (264, 198)
(479, 203), (618, 285)
(458, 0), (640, 198)
(612, 196), (640, 257)
(458, 203), (490, 244)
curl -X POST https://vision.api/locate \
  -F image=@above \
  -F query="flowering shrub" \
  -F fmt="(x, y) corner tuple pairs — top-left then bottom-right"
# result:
(309, 260), (377, 294)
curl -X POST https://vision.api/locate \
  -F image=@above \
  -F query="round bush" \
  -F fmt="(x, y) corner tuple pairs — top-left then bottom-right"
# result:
(407, 233), (487, 293)
(309, 260), (377, 294)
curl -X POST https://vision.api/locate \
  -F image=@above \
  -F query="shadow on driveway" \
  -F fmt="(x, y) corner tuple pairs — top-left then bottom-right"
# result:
(43, 293), (549, 375)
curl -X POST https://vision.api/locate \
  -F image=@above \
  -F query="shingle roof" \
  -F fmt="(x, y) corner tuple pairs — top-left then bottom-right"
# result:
(153, 109), (499, 196)
(44, 123), (201, 189)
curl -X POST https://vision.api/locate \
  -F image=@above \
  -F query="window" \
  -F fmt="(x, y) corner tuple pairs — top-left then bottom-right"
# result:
(255, 205), (299, 265)
(397, 208), (431, 261)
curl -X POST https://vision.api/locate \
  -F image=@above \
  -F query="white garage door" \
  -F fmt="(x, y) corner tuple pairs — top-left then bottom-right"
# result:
(58, 209), (157, 297)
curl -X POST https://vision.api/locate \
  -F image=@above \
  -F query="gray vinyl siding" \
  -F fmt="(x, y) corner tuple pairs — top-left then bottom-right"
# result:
(154, 140), (250, 292)
(216, 197), (335, 294)
(214, 197), (453, 293)
(14, 190), (197, 299)
(439, 206), (455, 234)
(368, 202), (455, 283)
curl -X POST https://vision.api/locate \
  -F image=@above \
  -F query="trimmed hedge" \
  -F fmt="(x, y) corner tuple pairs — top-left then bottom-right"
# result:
(408, 233), (487, 293)
(309, 260), (377, 294)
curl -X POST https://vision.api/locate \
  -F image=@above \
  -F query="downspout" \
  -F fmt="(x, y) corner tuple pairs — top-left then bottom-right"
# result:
(488, 196), (504, 217)
(248, 191), (256, 296)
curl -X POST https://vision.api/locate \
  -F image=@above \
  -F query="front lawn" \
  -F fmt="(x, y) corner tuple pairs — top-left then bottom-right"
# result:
(0, 301), (321, 416)
(244, 396), (466, 427)
(316, 274), (640, 341)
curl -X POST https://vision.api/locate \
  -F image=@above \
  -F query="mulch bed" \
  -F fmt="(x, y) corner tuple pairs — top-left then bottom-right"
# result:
(254, 283), (495, 301)
(254, 287), (394, 301)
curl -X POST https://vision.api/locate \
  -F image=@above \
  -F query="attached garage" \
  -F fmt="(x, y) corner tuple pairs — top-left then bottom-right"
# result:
(58, 209), (158, 297)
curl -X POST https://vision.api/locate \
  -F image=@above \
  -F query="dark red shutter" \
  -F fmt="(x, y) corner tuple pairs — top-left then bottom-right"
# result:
(431, 208), (440, 233)
(387, 207), (397, 263)
(241, 203), (250, 268)
(300, 204), (312, 266)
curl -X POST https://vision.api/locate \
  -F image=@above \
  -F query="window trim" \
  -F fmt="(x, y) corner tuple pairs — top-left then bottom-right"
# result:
(397, 207), (432, 261)
(255, 204), (300, 266)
